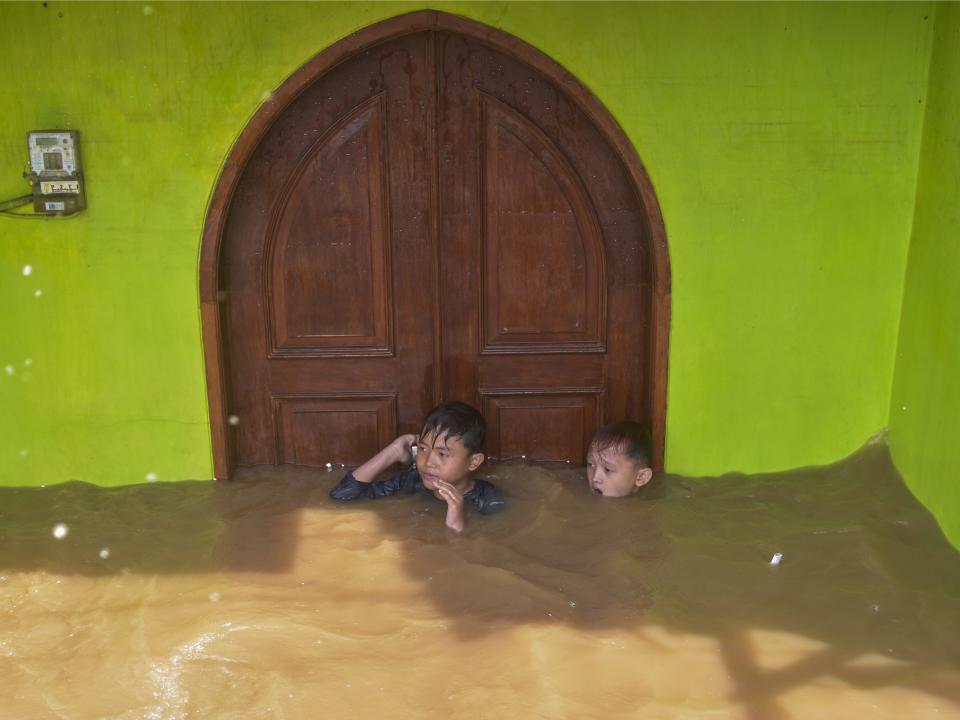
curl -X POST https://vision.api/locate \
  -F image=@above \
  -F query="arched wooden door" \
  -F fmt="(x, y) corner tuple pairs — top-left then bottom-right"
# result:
(200, 12), (670, 479)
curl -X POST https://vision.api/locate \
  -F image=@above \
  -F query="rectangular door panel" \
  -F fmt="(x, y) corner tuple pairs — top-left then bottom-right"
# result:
(274, 394), (397, 467)
(481, 391), (602, 463)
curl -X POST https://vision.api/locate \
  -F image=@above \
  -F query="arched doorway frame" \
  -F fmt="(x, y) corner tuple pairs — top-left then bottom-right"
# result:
(199, 10), (671, 479)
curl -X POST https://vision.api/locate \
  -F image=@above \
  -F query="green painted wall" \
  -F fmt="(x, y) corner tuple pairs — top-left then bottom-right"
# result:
(0, 2), (933, 487)
(889, 3), (960, 548)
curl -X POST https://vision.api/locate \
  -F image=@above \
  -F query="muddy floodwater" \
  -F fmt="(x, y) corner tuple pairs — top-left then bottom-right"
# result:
(2, 442), (959, 719)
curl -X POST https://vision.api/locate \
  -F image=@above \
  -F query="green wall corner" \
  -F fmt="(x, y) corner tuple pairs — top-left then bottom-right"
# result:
(889, 2), (960, 549)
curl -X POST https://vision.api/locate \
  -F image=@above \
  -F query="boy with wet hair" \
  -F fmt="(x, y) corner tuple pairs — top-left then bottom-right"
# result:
(586, 421), (654, 497)
(329, 401), (505, 532)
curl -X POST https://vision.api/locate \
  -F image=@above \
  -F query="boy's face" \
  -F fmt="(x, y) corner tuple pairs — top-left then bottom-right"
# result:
(586, 443), (653, 497)
(416, 429), (485, 493)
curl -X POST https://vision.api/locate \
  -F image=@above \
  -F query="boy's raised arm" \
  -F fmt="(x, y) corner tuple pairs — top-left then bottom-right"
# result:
(350, 434), (418, 483)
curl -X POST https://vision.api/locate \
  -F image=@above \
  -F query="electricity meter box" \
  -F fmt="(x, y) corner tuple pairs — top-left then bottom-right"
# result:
(27, 130), (86, 215)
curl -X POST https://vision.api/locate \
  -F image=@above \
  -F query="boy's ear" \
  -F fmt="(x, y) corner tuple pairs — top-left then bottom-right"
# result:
(635, 467), (653, 488)
(468, 452), (485, 471)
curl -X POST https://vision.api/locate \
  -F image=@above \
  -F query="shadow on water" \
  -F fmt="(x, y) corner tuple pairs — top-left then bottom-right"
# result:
(0, 471), (322, 576)
(2, 440), (960, 715)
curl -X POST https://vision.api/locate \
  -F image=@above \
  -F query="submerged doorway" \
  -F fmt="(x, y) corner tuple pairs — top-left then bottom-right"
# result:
(200, 11), (670, 479)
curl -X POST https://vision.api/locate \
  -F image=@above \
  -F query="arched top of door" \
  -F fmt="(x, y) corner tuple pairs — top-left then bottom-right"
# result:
(199, 9), (670, 306)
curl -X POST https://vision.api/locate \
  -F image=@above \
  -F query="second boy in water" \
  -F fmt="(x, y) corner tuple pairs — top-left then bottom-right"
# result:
(586, 421), (654, 497)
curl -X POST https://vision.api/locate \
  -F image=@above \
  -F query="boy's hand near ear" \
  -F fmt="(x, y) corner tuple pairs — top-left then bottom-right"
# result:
(352, 433), (418, 483)
(388, 433), (418, 466)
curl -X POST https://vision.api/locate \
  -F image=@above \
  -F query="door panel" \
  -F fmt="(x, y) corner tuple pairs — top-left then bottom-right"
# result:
(275, 394), (397, 467)
(480, 94), (605, 352)
(268, 98), (392, 355)
(481, 392), (601, 462)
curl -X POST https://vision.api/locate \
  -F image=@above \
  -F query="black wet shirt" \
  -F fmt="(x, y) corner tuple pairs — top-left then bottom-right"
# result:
(329, 468), (505, 515)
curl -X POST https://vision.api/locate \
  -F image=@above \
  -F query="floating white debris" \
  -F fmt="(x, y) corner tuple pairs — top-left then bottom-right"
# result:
(521, 454), (526, 460)
(145, 471), (158, 482)
(325, 462), (333, 470)
(99, 548), (110, 559)
(227, 414), (240, 426)
(22, 265), (32, 276)
(23, 358), (32, 367)
(4, 365), (14, 376)
(209, 591), (221, 602)
(34, 289), (43, 297)
(52, 523), (69, 539)
(770, 552), (783, 566)
(901, 405), (908, 411)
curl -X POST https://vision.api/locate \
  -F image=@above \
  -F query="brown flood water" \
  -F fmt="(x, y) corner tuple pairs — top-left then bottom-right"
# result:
(2, 441), (959, 719)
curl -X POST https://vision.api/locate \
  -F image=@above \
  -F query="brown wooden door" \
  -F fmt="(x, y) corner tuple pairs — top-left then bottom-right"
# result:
(210, 16), (668, 472)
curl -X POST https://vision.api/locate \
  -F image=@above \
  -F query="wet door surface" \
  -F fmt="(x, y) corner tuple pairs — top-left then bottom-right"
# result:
(220, 29), (656, 468)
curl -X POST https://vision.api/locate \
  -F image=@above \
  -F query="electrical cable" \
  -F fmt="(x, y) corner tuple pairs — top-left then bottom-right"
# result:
(0, 194), (81, 219)
(0, 195), (32, 211)
(0, 211), (49, 219)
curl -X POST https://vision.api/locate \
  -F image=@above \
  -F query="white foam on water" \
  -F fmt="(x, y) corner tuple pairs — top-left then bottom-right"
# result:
(145, 472), (158, 482)
(144, 624), (251, 720)
(52, 523), (69, 539)
(227, 415), (240, 426)
(22, 265), (32, 276)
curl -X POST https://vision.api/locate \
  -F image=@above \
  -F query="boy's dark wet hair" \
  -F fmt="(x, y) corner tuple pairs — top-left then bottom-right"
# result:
(590, 421), (652, 467)
(421, 401), (486, 454)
